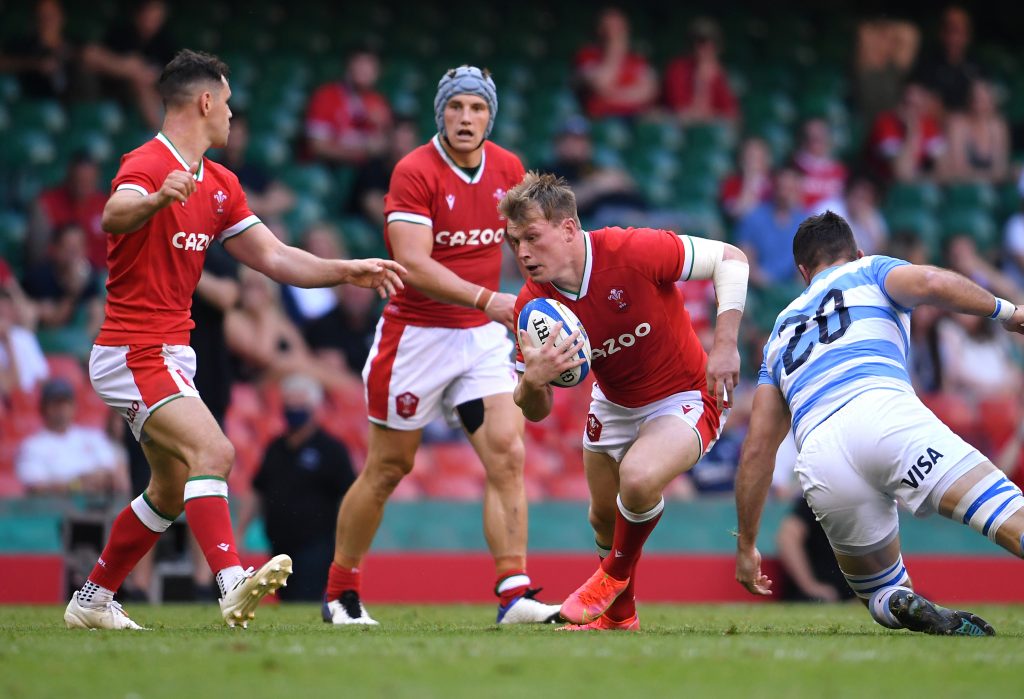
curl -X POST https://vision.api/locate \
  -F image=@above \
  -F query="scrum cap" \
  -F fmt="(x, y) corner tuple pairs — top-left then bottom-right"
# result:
(434, 65), (498, 140)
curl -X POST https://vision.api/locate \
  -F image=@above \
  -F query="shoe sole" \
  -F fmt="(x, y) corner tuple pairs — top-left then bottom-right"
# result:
(892, 592), (996, 636)
(221, 554), (293, 629)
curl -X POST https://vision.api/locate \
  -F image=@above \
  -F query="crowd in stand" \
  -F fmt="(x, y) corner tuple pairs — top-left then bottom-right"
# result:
(2, 1), (1024, 505)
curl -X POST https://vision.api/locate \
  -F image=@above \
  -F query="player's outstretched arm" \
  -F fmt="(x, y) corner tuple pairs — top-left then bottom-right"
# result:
(513, 323), (584, 422)
(389, 221), (516, 330)
(102, 162), (199, 234)
(685, 238), (749, 409)
(883, 263), (1024, 333)
(735, 384), (791, 597)
(224, 223), (406, 296)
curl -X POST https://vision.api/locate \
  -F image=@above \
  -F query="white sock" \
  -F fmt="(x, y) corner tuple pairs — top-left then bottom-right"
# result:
(79, 580), (114, 608)
(216, 565), (246, 597)
(868, 586), (912, 629)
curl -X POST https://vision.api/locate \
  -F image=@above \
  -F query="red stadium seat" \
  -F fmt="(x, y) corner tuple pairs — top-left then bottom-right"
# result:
(428, 442), (483, 479)
(544, 473), (591, 500)
(978, 396), (1021, 451)
(421, 475), (484, 500)
(46, 354), (87, 392)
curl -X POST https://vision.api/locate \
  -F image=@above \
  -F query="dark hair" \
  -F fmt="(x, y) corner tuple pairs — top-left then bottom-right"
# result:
(158, 49), (229, 108)
(792, 211), (858, 271)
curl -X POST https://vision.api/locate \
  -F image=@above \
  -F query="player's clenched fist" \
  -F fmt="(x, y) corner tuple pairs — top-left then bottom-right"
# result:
(155, 162), (200, 207)
(341, 258), (408, 298)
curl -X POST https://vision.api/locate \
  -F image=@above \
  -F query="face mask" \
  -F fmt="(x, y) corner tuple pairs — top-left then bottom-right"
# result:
(284, 407), (312, 431)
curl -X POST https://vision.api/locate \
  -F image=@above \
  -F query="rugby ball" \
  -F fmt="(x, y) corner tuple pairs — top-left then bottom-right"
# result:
(517, 298), (592, 387)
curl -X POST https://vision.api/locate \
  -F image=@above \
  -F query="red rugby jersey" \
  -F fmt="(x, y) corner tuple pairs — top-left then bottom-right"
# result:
(96, 133), (258, 346)
(515, 227), (708, 407)
(382, 135), (525, 328)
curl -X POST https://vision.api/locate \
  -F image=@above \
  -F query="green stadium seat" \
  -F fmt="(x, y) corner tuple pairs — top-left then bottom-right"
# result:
(0, 129), (57, 167)
(590, 119), (632, 152)
(0, 75), (20, 103)
(886, 182), (941, 211)
(683, 123), (731, 155)
(674, 172), (719, 206)
(0, 210), (28, 276)
(245, 132), (289, 169)
(941, 207), (998, 252)
(336, 215), (386, 258)
(884, 207), (942, 261)
(67, 102), (124, 135)
(945, 182), (996, 211)
(10, 100), (65, 134)
(280, 164), (334, 202)
(997, 181), (1021, 220)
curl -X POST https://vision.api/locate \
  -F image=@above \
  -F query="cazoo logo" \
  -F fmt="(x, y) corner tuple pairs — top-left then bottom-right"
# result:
(434, 228), (504, 246)
(591, 322), (651, 360)
(172, 232), (212, 251)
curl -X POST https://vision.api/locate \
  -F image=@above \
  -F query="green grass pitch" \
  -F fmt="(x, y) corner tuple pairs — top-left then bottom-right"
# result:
(3, 603), (1023, 698)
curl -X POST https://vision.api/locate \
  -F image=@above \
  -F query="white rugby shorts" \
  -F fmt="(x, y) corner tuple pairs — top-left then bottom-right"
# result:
(89, 343), (201, 441)
(795, 389), (986, 555)
(583, 383), (728, 463)
(363, 318), (516, 429)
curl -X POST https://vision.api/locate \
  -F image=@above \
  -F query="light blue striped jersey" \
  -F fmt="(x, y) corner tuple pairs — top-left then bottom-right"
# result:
(758, 255), (913, 449)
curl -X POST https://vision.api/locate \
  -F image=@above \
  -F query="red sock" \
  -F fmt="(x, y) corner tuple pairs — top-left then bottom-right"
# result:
(88, 500), (165, 591)
(605, 568), (638, 622)
(326, 562), (361, 600)
(183, 478), (240, 573)
(495, 569), (531, 607)
(601, 497), (664, 580)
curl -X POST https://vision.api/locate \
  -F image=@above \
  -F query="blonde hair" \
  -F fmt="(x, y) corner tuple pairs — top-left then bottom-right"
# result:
(498, 171), (580, 228)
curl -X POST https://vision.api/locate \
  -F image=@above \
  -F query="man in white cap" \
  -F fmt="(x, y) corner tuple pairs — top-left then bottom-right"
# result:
(323, 66), (561, 625)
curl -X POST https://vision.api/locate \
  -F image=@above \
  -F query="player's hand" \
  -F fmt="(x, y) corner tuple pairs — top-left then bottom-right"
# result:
(518, 322), (586, 388)
(706, 341), (740, 411)
(341, 258), (407, 298)
(1001, 305), (1024, 335)
(155, 162), (200, 207)
(485, 292), (517, 332)
(736, 545), (773, 596)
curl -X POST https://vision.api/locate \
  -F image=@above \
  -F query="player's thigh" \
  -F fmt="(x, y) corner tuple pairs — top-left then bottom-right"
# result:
(796, 421), (900, 556)
(583, 449), (620, 531)
(365, 422), (422, 478)
(141, 396), (233, 474)
(618, 415), (704, 495)
(464, 393), (525, 473)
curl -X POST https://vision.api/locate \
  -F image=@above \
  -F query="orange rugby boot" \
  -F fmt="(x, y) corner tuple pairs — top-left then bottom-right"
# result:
(559, 613), (640, 632)
(559, 566), (629, 624)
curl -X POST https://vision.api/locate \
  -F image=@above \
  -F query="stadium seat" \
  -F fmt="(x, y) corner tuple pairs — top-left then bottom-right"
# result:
(886, 182), (941, 211)
(945, 182), (996, 211)
(544, 473), (590, 500)
(940, 207), (998, 252)
(67, 102), (124, 136)
(10, 100), (66, 134)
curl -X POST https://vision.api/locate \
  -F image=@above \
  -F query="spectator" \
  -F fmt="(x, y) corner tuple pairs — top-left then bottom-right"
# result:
(236, 374), (356, 601)
(0, 287), (48, 399)
(1003, 195), (1024, 287)
(219, 114), (295, 223)
(542, 115), (645, 223)
(911, 5), (980, 113)
(29, 152), (109, 270)
(942, 80), (1010, 183)
(937, 312), (1022, 404)
(21, 224), (104, 358)
(0, 0), (93, 101)
(15, 378), (127, 495)
(225, 268), (354, 391)
(944, 233), (1023, 302)
(853, 18), (920, 125)
(776, 497), (858, 602)
(820, 175), (889, 256)
(719, 136), (773, 221)
(279, 224), (371, 373)
(735, 166), (806, 288)
(347, 117), (420, 228)
(305, 48), (392, 166)
(866, 81), (945, 183)
(793, 118), (847, 211)
(662, 17), (738, 126)
(573, 7), (657, 119)
(0, 259), (38, 330)
(82, 0), (174, 129)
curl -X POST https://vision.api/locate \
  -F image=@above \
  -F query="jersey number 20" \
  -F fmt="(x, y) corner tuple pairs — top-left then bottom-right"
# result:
(779, 288), (851, 374)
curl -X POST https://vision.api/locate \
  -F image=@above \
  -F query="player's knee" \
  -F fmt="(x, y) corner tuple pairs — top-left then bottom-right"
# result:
(195, 437), (235, 477)
(365, 456), (413, 499)
(618, 468), (658, 509)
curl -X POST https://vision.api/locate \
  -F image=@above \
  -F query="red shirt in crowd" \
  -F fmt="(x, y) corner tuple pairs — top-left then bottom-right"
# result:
(37, 185), (108, 269)
(662, 56), (738, 119)
(305, 82), (392, 155)
(867, 112), (945, 181)
(793, 151), (848, 209)
(574, 46), (655, 118)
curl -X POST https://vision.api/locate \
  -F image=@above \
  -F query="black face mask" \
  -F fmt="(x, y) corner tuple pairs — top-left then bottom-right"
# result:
(284, 407), (312, 431)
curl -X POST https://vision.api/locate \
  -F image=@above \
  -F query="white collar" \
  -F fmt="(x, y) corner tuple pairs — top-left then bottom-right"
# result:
(155, 132), (205, 182)
(431, 134), (485, 184)
(552, 230), (593, 301)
